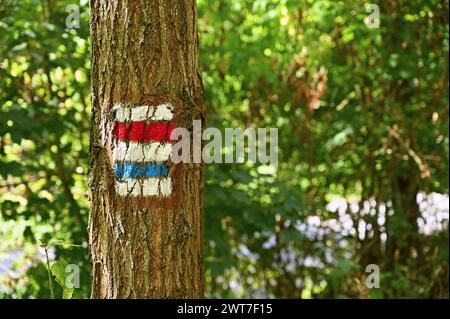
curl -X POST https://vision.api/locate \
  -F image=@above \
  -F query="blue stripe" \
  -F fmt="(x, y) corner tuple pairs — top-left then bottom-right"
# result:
(115, 163), (169, 179)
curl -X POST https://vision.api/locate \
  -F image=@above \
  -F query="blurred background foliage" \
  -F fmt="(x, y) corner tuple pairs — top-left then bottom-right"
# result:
(0, 0), (448, 299)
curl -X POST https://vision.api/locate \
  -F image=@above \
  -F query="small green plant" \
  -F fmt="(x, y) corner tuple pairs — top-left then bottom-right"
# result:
(40, 241), (82, 299)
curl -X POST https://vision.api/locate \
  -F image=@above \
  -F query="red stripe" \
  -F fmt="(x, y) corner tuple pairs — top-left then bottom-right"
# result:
(114, 122), (174, 142)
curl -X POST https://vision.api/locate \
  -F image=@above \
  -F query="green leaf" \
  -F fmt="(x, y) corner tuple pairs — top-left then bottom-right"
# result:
(51, 259), (70, 288)
(62, 288), (74, 299)
(11, 42), (27, 51)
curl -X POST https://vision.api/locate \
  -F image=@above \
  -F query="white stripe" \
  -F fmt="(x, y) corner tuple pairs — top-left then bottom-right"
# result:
(115, 179), (142, 197)
(113, 141), (172, 162)
(114, 103), (173, 122)
(115, 177), (172, 197)
(158, 178), (172, 197)
(141, 178), (160, 196)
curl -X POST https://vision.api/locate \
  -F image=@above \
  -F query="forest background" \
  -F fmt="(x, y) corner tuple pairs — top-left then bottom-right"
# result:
(0, 0), (448, 298)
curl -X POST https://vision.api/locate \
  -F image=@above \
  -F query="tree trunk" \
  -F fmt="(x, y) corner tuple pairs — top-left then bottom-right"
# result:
(88, 0), (205, 298)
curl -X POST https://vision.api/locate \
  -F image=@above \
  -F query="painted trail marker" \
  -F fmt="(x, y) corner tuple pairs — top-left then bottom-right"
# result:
(112, 103), (175, 199)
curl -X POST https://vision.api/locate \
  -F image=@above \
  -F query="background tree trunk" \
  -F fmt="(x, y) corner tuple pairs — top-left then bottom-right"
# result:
(88, 0), (205, 298)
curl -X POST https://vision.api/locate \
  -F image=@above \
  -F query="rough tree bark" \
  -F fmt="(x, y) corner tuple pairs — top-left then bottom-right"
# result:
(88, 0), (205, 298)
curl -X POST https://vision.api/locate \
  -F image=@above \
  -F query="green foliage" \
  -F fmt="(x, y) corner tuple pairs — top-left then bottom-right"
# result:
(51, 259), (73, 299)
(198, 0), (449, 298)
(1, 0), (448, 298)
(0, 0), (90, 298)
